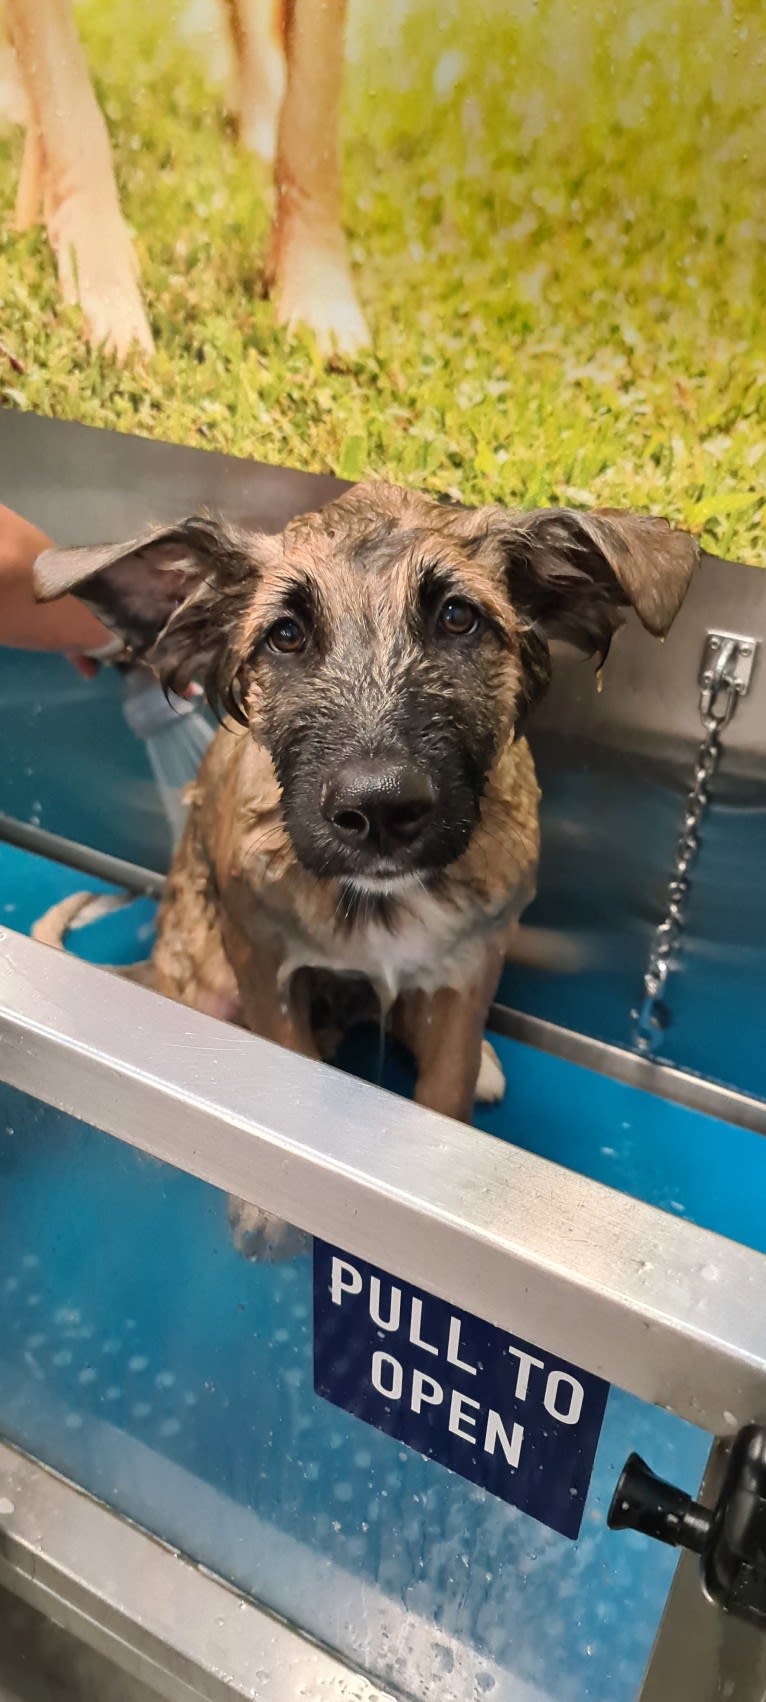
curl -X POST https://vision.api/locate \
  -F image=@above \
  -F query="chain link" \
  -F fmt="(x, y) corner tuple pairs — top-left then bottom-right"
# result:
(632, 638), (741, 1056)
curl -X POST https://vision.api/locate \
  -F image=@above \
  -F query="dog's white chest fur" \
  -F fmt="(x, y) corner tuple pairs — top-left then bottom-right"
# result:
(279, 880), (509, 1011)
(345, 893), (481, 1009)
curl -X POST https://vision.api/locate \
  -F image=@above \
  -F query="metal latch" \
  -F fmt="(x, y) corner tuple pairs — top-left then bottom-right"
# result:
(608, 1427), (766, 1630)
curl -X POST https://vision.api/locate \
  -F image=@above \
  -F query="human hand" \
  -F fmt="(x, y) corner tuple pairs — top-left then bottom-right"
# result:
(0, 503), (111, 666)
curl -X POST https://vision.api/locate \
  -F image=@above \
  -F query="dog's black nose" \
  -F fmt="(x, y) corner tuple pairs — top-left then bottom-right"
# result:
(322, 761), (436, 858)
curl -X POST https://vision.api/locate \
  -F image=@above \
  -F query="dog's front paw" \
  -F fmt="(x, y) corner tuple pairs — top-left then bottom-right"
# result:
(268, 219), (370, 356)
(49, 193), (154, 360)
(227, 1196), (309, 1263)
(475, 1038), (506, 1105)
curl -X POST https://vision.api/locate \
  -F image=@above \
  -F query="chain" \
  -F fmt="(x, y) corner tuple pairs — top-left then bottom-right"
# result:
(632, 636), (744, 1057)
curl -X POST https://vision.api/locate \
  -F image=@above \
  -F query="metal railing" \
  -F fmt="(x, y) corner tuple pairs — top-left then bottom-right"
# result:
(1, 923), (765, 1436)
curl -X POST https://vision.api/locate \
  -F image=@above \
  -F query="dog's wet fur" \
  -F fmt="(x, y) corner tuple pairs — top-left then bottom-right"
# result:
(35, 481), (698, 1259)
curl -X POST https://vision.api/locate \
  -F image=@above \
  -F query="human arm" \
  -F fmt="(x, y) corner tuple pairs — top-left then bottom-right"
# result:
(0, 503), (110, 670)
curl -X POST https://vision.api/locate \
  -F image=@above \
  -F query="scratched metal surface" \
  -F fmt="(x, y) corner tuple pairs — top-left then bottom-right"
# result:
(0, 1588), (159, 1702)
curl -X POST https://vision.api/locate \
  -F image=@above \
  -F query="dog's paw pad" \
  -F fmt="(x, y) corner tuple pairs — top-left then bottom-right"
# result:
(227, 1197), (309, 1264)
(475, 1038), (506, 1104)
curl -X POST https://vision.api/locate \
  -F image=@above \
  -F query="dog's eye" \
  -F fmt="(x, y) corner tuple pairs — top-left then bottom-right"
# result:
(437, 597), (479, 637)
(266, 616), (307, 654)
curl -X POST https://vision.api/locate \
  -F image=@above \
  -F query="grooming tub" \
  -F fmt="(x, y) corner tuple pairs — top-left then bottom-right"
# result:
(0, 412), (764, 1702)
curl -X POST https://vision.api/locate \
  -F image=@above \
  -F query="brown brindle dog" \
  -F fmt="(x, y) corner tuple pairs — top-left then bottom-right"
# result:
(34, 482), (698, 1257)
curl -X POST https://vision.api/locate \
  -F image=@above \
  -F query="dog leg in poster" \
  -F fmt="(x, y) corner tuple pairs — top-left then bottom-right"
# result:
(267, 0), (369, 353)
(13, 122), (43, 228)
(222, 0), (286, 163)
(5, 0), (153, 358)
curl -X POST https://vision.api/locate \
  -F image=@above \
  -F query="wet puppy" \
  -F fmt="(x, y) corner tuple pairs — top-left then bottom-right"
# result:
(34, 482), (698, 1256)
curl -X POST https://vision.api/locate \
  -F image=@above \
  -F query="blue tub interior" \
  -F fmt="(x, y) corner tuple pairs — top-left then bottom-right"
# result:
(1, 649), (764, 1700)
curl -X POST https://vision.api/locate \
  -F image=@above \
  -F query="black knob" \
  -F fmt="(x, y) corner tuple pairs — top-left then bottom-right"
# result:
(608, 1452), (713, 1554)
(609, 1429), (766, 1631)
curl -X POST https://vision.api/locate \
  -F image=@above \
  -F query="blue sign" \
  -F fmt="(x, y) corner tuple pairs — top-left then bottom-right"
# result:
(313, 1242), (609, 1539)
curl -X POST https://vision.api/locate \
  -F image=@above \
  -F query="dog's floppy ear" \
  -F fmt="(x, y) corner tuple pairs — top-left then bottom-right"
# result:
(34, 514), (263, 711)
(494, 505), (699, 656)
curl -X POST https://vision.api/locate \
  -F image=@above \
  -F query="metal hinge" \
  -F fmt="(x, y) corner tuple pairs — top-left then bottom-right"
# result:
(699, 630), (757, 725)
